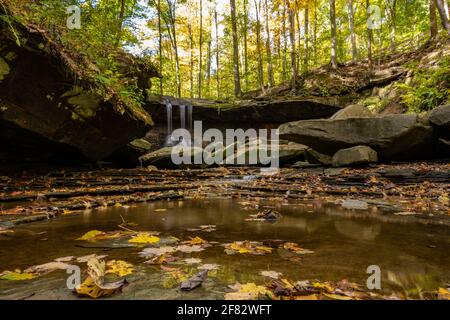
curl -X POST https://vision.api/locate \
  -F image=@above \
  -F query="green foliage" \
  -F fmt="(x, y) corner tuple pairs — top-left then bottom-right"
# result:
(397, 57), (450, 113)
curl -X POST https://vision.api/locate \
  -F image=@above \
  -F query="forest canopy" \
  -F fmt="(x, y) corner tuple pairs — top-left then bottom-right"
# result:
(1, 0), (449, 101)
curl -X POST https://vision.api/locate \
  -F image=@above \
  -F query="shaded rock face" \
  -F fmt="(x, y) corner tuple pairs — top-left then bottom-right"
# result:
(278, 114), (435, 160)
(0, 24), (151, 163)
(428, 104), (450, 132)
(330, 104), (373, 120)
(145, 96), (341, 125)
(332, 146), (378, 167)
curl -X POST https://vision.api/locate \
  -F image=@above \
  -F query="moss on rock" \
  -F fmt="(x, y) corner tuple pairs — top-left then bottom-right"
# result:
(0, 57), (10, 81)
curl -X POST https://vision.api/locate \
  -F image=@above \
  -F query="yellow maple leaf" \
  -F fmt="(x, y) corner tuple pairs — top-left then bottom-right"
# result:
(0, 270), (37, 281)
(128, 232), (160, 244)
(106, 260), (134, 277)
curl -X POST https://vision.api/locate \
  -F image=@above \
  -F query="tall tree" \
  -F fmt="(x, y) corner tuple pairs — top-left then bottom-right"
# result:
(255, 0), (265, 90)
(157, 0), (163, 95)
(243, 0), (249, 90)
(347, 0), (357, 60)
(198, 0), (203, 98)
(430, 0), (438, 39)
(230, 0), (242, 97)
(329, 0), (338, 69)
(366, 0), (373, 70)
(287, 0), (297, 88)
(435, 0), (450, 35)
(115, 0), (126, 47)
(214, 8), (220, 99)
(304, 5), (309, 70)
(386, 0), (397, 51)
(163, 0), (181, 97)
(264, 0), (275, 86)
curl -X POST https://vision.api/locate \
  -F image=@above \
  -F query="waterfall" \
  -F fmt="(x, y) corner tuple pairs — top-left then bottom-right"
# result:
(165, 100), (173, 135)
(187, 104), (193, 130)
(179, 105), (186, 129)
(164, 100), (173, 146)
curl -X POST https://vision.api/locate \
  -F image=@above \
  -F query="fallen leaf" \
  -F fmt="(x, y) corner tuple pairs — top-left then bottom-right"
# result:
(75, 276), (126, 299)
(182, 236), (208, 246)
(183, 258), (202, 265)
(260, 270), (282, 279)
(128, 232), (160, 244)
(139, 246), (176, 257)
(198, 263), (220, 271)
(281, 242), (314, 254)
(106, 260), (134, 277)
(176, 245), (205, 253)
(24, 261), (70, 275)
(76, 254), (108, 263)
(0, 270), (37, 281)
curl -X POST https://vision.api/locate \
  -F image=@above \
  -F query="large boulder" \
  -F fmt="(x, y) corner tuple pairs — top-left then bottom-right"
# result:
(332, 146), (378, 167)
(278, 114), (435, 160)
(428, 104), (450, 137)
(139, 146), (204, 168)
(330, 104), (373, 120)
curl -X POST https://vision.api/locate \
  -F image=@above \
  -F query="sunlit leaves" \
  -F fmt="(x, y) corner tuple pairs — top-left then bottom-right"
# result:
(0, 270), (37, 281)
(128, 232), (160, 244)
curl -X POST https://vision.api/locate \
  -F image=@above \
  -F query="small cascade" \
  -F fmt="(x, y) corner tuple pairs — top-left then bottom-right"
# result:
(164, 100), (173, 145)
(187, 104), (193, 130)
(179, 105), (186, 129)
(165, 100), (173, 135)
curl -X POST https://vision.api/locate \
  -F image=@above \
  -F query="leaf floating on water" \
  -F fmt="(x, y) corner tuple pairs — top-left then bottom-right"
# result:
(75, 276), (127, 299)
(183, 258), (202, 265)
(438, 288), (450, 300)
(54, 256), (74, 263)
(182, 236), (208, 246)
(24, 261), (70, 275)
(198, 263), (220, 271)
(77, 230), (131, 242)
(176, 245), (205, 253)
(106, 260), (134, 277)
(180, 270), (208, 291)
(225, 282), (270, 300)
(224, 241), (273, 255)
(139, 246), (176, 258)
(76, 254), (108, 263)
(0, 270), (37, 281)
(260, 270), (282, 279)
(187, 225), (216, 232)
(128, 232), (160, 244)
(281, 242), (314, 255)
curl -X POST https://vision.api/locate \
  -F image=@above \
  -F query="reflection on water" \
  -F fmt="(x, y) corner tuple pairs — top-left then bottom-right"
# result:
(0, 199), (448, 299)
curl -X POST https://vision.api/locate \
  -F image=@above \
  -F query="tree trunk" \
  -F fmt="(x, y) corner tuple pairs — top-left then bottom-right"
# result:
(282, 3), (287, 81)
(287, 0), (297, 88)
(198, 0), (203, 98)
(430, 0), (438, 38)
(206, 19), (212, 98)
(255, 0), (265, 90)
(304, 6), (309, 70)
(366, 0), (373, 70)
(157, 0), (163, 95)
(435, 0), (450, 35)
(115, 0), (126, 47)
(230, 0), (241, 97)
(188, 23), (194, 98)
(264, 0), (274, 87)
(243, 0), (249, 91)
(347, 0), (357, 60)
(330, 0), (338, 69)
(214, 9), (220, 99)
